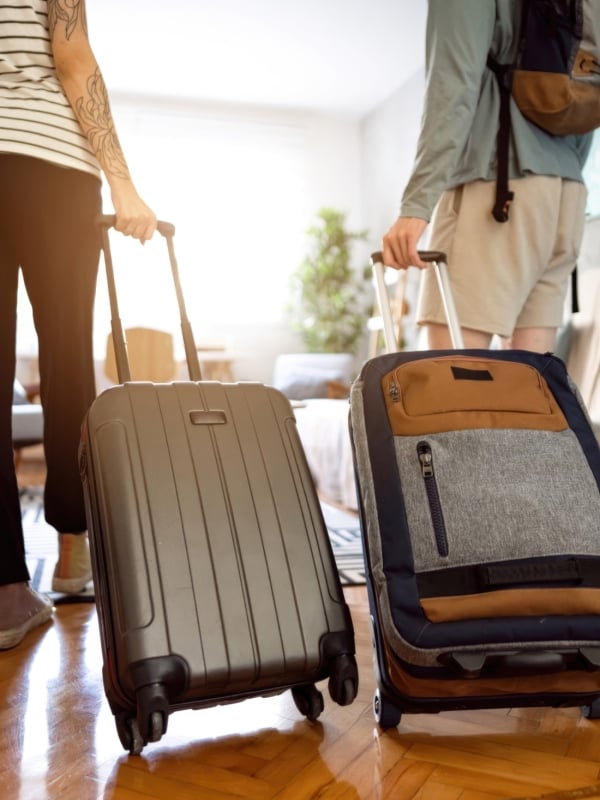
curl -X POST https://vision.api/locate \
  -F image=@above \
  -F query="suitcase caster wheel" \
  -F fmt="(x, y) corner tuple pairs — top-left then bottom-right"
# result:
(136, 685), (168, 745)
(116, 713), (145, 756)
(582, 699), (600, 720)
(373, 689), (401, 729)
(328, 653), (359, 706)
(334, 677), (358, 707)
(148, 710), (165, 743)
(292, 684), (324, 721)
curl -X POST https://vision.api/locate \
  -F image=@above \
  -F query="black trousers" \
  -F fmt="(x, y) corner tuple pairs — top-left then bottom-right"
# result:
(0, 154), (102, 585)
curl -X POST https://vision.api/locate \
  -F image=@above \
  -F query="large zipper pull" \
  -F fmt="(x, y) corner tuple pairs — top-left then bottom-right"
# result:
(417, 441), (449, 558)
(418, 447), (433, 478)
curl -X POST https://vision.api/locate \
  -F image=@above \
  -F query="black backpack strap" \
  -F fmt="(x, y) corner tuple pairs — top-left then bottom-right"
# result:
(571, 263), (580, 314)
(487, 55), (514, 222)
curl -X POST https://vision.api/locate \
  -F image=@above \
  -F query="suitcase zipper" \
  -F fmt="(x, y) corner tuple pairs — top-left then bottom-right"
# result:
(417, 441), (449, 557)
(388, 378), (400, 402)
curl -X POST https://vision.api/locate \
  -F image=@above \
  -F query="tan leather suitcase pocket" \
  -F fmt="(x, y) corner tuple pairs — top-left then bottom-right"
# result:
(383, 356), (568, 435)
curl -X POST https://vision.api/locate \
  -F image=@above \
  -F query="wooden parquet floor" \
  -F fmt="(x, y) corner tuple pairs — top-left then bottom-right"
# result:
(3, 589), (600, 800)
(5, 455), (600, 799)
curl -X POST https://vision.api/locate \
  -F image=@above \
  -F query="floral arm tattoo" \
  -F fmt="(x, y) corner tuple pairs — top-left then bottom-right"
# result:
(48, 0), (87, 40)
(74, 68), (130, 179)
(48, 0), (130, 180)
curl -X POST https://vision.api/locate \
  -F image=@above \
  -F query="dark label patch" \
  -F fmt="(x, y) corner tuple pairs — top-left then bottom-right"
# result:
(451, 366), (494, 382)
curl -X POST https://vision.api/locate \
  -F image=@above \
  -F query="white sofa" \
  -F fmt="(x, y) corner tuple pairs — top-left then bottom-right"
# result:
(12, 379), (43, 449)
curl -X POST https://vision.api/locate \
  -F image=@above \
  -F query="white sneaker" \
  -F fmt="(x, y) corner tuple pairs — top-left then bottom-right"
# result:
(0, 584), (54, 649)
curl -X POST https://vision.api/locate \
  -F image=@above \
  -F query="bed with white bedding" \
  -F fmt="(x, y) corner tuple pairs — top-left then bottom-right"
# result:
(293, 398), (358, 511)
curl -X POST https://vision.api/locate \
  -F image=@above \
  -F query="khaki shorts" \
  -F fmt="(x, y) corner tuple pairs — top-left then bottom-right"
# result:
(416, 176), (587, 338)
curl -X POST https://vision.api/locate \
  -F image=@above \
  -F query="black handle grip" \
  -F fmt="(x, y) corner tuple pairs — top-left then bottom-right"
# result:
(96, 213), (203, 382)
(441, 647), (600, 679)
(371, 250), (447, 265)
(96, 213), (174, 238)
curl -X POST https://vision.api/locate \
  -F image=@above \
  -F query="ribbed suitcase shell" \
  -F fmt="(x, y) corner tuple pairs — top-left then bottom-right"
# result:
(81, 380), (356, 751)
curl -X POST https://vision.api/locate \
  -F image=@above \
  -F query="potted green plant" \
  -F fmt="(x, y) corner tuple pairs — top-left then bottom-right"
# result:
(288, 207), (372, 354)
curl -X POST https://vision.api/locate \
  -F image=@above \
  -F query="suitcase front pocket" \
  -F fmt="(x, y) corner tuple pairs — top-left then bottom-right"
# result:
(384, 356), (568, 436)
(396, 428), (600, 574)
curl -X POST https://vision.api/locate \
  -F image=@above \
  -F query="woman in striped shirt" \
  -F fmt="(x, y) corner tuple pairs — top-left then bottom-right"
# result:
(0, 0), (156, 648)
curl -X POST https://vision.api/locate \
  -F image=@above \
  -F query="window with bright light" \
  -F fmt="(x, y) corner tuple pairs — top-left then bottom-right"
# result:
(94, 103), (311, 346)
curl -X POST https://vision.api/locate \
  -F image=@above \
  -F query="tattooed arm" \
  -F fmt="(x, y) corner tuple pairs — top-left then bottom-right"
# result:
(48, 0), (156, 243)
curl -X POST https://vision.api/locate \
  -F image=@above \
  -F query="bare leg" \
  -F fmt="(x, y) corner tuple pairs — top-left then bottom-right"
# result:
(52, 533), (92, 594)
(424, 323), (493, 350)
(502, 327), (557, 354)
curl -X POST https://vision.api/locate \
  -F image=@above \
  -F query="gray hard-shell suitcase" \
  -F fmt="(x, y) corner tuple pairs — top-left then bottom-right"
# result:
(79, 217), (358, 754)
(350, 250), (600, 730)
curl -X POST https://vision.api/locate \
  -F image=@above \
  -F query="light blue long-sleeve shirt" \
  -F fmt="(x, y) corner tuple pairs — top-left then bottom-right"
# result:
(400, 0), (594, 221)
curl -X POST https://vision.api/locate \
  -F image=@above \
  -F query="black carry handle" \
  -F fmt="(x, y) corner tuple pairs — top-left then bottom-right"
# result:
(441, 646), (600, 680)
(371, 250), (448, 266)
(97, 214), (202, 383)
(97, 213), (175, 238)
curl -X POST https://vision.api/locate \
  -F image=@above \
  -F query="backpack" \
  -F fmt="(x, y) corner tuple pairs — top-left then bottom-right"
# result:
(488, 0), (600, 223)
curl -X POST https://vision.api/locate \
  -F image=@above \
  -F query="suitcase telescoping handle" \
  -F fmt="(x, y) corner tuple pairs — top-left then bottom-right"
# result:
(370, 250), (465, 352)
(97, 213), (202, 383)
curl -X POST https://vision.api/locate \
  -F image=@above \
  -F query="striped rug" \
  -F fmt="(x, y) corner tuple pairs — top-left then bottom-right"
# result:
(319, 501), (365, 586)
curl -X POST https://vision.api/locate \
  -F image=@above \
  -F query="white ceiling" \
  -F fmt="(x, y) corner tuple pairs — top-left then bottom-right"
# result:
(87, 0), (426, 117)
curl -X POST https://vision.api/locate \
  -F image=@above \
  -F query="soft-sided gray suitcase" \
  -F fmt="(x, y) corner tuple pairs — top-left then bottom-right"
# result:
(350, 250), (600, 730)
(79, 217), (358, 754)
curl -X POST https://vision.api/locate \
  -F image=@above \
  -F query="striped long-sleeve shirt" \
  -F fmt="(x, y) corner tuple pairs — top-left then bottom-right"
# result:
(0, 0), (100, 177)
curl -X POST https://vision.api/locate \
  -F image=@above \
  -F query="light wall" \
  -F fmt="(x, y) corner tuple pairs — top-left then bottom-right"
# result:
(361, 69), (425, 249)
(183, 108), (368, 383)
(360, 69), (426, 350)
